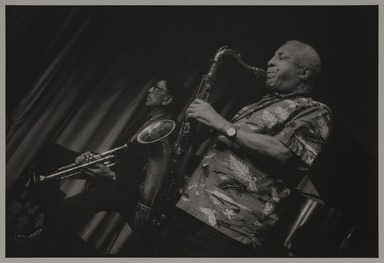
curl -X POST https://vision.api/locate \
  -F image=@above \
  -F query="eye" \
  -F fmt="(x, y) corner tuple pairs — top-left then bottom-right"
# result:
(275, 51), (290, 60)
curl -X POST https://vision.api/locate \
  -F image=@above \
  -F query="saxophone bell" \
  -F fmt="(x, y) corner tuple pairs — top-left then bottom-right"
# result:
(137, 120), (176, 144)
(134, 119), (176, 230)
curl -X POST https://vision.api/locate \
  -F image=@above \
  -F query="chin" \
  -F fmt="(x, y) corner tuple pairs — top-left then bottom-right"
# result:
(264, 84), (276, 93)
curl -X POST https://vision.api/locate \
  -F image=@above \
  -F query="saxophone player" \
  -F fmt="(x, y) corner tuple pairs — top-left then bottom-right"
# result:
(156, 40), (332, 257)
(41, 78), (185, 256)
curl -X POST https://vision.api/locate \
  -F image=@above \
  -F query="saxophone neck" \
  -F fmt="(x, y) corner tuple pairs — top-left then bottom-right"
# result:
(213, 46), (240, 62)
(213, 46), (266, 78)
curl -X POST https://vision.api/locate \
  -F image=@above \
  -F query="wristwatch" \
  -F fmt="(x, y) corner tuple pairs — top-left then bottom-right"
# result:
(224, 126), (237, 139)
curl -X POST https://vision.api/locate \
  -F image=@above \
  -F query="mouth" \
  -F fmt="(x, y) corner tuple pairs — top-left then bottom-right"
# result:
(266, 73), (274, 79)
(266, 70), (276, 79)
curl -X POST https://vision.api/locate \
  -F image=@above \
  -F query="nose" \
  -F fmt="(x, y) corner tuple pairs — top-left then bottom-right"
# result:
(148, 87), (154, 93)
(267, 58), (275, 68)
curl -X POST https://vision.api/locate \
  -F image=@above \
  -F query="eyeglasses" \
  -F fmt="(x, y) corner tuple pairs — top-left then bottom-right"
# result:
(149, 85), (169, 94)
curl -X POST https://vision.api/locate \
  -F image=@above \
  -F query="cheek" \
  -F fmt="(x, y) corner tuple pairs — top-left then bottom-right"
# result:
(150, 97), (163, 106)
(279, 63), (300, 80)
(272, 70), (295, 89)
(265, 76), (280, 89)
(145, 95), (155, 106)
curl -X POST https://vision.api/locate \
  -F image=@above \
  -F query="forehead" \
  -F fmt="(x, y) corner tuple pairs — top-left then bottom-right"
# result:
(156, 80), (167, 89)
(275, 42), (300, 55)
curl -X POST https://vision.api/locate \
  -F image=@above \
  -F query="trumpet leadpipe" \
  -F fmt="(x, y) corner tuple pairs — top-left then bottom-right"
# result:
(35, 155), (117, 182)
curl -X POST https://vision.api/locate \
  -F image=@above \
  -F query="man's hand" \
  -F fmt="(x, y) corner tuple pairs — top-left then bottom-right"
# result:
(185, 99), (232, 133)
(75, 151), (116, 180)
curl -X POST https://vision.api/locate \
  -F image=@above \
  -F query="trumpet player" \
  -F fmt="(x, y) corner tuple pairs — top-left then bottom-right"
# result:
(156, 40), (333, 256)
(42, 78), (185, 256)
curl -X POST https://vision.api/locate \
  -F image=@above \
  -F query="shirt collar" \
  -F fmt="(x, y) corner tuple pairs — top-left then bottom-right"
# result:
(147, 110), (174, 122)
(266, 91), (311, 100)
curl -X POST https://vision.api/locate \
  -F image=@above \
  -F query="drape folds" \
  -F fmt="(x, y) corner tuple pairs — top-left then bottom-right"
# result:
(6, 6), (268, 193)
(7, 7), (93, 191)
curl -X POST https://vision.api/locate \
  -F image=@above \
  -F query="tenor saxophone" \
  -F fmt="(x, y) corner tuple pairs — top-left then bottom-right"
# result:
(145, 46), (266, 227)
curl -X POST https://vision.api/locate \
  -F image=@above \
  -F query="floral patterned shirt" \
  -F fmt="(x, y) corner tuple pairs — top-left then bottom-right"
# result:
(176, 92), (332, 248)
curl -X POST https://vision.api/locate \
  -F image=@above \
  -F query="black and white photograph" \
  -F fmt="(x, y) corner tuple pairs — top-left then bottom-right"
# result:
(4, 3), (380, 259)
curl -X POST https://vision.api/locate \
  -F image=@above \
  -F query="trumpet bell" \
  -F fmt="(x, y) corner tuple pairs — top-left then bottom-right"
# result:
(137, 119), (176, 144)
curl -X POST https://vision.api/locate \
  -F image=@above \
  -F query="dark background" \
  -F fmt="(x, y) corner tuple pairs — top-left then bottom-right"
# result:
(6, 5), (378, 257)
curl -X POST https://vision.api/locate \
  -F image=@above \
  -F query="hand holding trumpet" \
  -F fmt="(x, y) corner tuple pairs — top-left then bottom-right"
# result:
(75, 152), (116, 180)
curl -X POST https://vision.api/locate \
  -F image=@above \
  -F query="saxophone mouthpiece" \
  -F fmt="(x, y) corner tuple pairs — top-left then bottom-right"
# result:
(250, 67), (267, 78)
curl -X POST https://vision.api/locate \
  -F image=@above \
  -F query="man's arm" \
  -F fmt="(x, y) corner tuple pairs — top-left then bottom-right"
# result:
(186, 99), (295, 166)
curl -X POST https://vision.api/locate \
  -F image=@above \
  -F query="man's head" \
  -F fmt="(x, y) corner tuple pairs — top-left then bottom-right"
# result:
(146, 80), (173, 108)
(145, 78), (185, 113)
(265, 40), (321, 94)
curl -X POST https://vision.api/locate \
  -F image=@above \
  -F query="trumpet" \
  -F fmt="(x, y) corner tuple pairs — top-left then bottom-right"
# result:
(33, 119), (177, 184)
(33, 144), (129, 183)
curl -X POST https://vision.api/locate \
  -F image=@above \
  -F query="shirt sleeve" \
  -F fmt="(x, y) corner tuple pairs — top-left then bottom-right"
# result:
(274, 107), (332, 167)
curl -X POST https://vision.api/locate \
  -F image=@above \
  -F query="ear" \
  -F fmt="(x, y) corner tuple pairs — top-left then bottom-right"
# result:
(162, 95), (174, 106)
(299, 67), (312, 81)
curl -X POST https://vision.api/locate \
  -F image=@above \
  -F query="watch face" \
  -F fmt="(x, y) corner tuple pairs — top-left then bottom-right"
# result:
(226, 127), (236, 137)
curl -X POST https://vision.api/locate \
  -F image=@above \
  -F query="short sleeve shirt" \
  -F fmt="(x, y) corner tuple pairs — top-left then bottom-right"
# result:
(176, 92), (332, 247)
